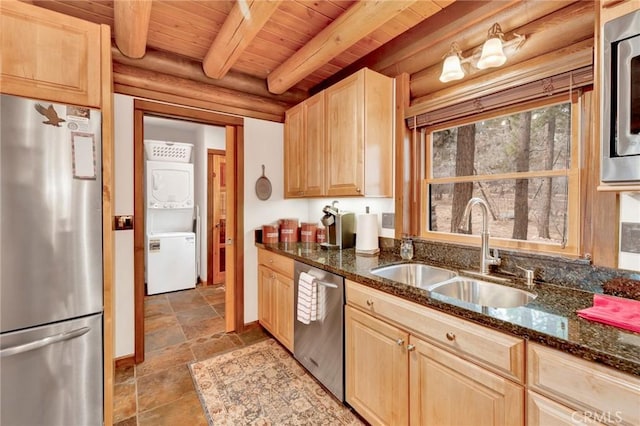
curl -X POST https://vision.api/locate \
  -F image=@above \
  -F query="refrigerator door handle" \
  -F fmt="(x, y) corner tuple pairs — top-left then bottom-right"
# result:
(0, 327), (91, 358)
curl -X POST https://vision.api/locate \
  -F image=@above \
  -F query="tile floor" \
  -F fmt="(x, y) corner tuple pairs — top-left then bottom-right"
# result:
(113, 284), (269, 426)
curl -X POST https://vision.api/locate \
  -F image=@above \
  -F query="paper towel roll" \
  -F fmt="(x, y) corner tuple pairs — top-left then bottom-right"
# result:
(356, 213), (379, 254)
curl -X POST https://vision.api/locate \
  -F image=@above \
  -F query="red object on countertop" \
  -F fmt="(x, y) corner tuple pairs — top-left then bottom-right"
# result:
(577, 294), (640, 333)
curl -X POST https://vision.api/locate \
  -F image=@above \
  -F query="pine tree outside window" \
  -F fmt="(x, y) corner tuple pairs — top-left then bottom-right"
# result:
(421, 93), (581, 256)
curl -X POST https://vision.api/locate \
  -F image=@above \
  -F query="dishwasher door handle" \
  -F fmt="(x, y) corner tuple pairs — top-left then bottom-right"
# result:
(315, 279), (338, 289)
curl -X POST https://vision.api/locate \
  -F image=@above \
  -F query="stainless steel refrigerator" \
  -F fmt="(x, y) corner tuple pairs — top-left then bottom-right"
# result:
(0, 94), (103, 425)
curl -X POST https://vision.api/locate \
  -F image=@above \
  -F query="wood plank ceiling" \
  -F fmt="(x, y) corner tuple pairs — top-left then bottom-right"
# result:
(24, 0), (594, 122)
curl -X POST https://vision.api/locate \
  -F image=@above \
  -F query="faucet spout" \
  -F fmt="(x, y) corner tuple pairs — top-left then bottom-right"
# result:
(459, 197), (489, 233)
(458, 197), (501, 275)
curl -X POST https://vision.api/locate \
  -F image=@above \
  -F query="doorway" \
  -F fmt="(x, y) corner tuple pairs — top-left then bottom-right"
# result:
(132, 99), (245, 364)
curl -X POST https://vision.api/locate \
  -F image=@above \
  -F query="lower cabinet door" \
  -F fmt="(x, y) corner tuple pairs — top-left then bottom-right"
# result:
(345, 306), (409, 426)
(274, 272), (293, 351)
(257, 265), (275, 334)
(409, 336), (524, 426)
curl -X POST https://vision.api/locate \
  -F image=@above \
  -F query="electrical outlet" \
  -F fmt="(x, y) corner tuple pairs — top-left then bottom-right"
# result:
(381, 213), (395, 229)
(114, 215), (134, 231)
(621, 222), (640, 254)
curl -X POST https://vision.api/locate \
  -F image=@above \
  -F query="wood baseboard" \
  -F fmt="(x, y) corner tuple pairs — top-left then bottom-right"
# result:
(242, 321), (261, 332)
(115, 354), (136, 368)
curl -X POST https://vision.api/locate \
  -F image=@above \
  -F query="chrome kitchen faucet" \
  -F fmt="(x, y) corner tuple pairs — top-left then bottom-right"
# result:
(459, 197), (501, 275)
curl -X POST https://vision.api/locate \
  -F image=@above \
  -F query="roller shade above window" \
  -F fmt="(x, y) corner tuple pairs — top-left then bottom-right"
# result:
(406, 66), (592, 129)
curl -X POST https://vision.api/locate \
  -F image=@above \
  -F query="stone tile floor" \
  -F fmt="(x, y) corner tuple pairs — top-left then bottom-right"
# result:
(113, 283), (269, 425)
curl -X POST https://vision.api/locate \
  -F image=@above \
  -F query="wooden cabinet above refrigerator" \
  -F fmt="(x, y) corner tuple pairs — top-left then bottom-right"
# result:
(0, 0), (106, 107)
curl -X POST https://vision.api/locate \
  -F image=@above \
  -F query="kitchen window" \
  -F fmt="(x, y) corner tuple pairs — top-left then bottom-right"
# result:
(420, 93), (582, 256)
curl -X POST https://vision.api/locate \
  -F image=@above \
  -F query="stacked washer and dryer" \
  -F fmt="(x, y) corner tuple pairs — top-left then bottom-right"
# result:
(144, 140), (197, 295)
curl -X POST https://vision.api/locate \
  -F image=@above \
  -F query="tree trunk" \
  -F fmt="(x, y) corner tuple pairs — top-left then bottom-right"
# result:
(513, 112), (531, 240)
(537, 114), (556, 239)
(451, 124), (475, 233)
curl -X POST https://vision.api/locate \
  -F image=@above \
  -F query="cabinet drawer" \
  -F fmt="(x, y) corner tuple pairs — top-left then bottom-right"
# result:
(346, 280), (525, 383)
(258, 249), (293, 278)
(527, 391), (606, 426)
(528, 343), (640, 426)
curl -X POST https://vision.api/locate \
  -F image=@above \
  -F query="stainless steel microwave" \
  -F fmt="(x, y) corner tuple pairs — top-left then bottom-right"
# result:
(601, 9), (640, 183)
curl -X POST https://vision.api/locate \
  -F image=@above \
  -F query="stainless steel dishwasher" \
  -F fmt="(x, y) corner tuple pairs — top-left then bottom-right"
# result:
(293, 261), (345, 401)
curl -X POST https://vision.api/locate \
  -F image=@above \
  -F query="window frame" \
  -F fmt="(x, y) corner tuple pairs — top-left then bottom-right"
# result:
(419, 92), (583, 256)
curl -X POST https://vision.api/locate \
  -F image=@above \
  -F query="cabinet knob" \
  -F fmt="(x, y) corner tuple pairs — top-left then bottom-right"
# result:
(406, 344), (416, 352)
(269, 259), (273, 263)
(396, 338), (405, 346)
(366, 299), (374, 306)
(356, 187), (361, 193)
(446, 332), (456, 341)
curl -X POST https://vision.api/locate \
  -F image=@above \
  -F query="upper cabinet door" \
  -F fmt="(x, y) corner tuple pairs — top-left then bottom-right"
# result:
(284, 91), (325, 198)
(325, 72), (365, 197)
(284, 102), (305, 197)
(0, 0), (102, 107)
(303, 92), (325, 197)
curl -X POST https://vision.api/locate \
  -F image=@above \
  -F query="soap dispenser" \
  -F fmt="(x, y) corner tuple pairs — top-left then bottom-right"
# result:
(400, 235), (414, 260)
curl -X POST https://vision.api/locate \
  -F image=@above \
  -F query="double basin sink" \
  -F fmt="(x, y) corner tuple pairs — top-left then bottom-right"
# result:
(369, 263), (536, 309)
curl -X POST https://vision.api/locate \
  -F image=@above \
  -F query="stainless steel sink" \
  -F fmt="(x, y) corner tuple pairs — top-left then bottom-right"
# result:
(427, 277), (536, 308)
(370, 263), (457, 289)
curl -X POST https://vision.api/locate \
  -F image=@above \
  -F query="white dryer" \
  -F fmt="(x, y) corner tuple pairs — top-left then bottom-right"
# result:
(145, 160), (194, 233)
(146, 232), (197, 295)
(144, 141), (197, 294)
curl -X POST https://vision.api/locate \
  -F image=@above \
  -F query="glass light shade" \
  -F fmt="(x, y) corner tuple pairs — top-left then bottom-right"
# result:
(477, 37), (506, 69)
(439, 54), (464, 83)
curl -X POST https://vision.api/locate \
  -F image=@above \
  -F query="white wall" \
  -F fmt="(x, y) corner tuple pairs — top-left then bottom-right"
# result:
(619, 193), (640, 272)
(307, 198), (395, 239)
(143, 121), (198, 143)
(242, 118), (309, 322)
(113, 94), (135, 358)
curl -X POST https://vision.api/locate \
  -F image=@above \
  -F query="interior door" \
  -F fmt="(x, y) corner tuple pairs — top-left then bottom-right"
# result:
(207, 150), (226, 285)
(213, 153), (226, 284)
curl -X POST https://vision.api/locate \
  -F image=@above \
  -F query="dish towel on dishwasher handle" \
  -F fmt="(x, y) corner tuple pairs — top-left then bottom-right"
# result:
(576, 294), (640, 333)
(297, 271), (317, 324)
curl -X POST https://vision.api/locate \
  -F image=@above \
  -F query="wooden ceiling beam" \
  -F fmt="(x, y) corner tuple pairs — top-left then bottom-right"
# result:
(114, 0), (152, 59)
(113, 63), (288, 119)
(267, 0), (418, 95)
(112, 46), (307, 106)
(203, 0), (282, 79)
(312, 0), (580, 93)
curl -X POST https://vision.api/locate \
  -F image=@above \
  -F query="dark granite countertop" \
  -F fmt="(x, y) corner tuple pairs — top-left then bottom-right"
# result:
(257, 242), (640, 377)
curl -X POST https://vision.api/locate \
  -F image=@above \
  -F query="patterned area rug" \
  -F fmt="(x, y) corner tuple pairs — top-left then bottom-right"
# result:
(189, 338), (363, 425)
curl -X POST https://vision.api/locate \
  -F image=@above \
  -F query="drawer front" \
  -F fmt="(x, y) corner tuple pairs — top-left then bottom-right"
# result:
(528, 343), (640, 426)
(527, 391), (606, 426)
(258, 249), (293, 278)
(346, 280), (525, 383)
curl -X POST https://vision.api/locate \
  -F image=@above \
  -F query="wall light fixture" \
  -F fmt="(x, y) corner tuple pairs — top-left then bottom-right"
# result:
(439, 23), (526, 83)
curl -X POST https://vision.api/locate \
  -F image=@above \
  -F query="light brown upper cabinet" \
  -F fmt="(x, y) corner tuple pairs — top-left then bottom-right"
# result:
(284, 68), (394, 198)
(284, 92), (325, 198)
(0, 0), (102, 107)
